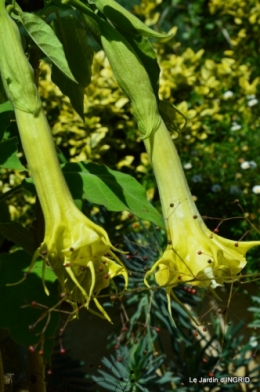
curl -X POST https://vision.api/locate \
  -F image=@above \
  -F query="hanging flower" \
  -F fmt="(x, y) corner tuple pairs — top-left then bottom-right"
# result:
(1, 2), (127, 322)
(11, 110), (128, 323)
(143, 119), (260, 321)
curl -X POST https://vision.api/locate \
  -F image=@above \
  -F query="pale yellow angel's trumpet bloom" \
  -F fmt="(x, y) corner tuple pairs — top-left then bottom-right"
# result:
(11, 106), (128, 324)
(1, 2), (127, 322)
(143, 118), (260, 320)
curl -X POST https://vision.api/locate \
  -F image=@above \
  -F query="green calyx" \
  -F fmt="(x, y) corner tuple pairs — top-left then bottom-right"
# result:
(99, 21), (161, 139)
(0, 0), (41, 115)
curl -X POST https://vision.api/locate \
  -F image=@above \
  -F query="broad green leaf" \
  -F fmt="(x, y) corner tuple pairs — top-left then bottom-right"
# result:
(81, 6), (102, 47)
(0, 75), (8, 104)
(95, 0), (172, 38)
(0, 100), (12, 114)
(53, 15), (94, 87)
(0, 222), (35, 255)
(62, 162), (164, 228)
(22, 163), (164, 228)
(38, 3), (72, 19)
(0, 251), (59, 361)
(0, 137), (26, 170)
(19, 12), (77, 83)
(51, 14), (94, 120)
(52, 65), (85, 120)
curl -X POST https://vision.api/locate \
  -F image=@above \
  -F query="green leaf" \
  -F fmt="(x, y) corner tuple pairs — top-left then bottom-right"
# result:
(0, 137), (26, 170)
(19, 12), (77, 83)
(38, 3), (72, 19)
(95, 0), (172, 38)
(21, 178), (37, 193)
(81, 6), (102, 47)
(22, 163), (164, 227)
(0, 101), (13, 114)
(51, 15), (94, 120)
(0, 251), (60, 361)
(0, 222), (35, 255)
(53, 15), (94, 87)
(52, 65), (85, 120)
(62, 162), (164, 228)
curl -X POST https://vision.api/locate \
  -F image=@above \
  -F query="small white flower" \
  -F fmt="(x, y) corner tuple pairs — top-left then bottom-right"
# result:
(185, 135), (191, 139)
(211, 184), (222, 192)
(241, 161), (250, 169)
(223, 91), (234, 99)
(252, 185), (260, 194)
(249, 336), (258, 348)
(231, 122), (242, 132)
(184, 162), (192, 170)
(247, 98), (258, 107)
(246, 94), (256, 100)
(241, 161), (257, 169)
(192, 174), (203, 183)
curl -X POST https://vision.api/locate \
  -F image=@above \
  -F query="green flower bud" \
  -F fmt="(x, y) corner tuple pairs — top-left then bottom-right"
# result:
(0, 0), (41, 115)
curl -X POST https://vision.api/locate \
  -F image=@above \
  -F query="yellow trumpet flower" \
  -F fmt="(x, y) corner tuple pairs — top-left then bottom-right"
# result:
(1, 2), (127, 322)
(8, 110), (128, 323)
(10, 106), (127, 324)
(143, 118), (260, 320)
